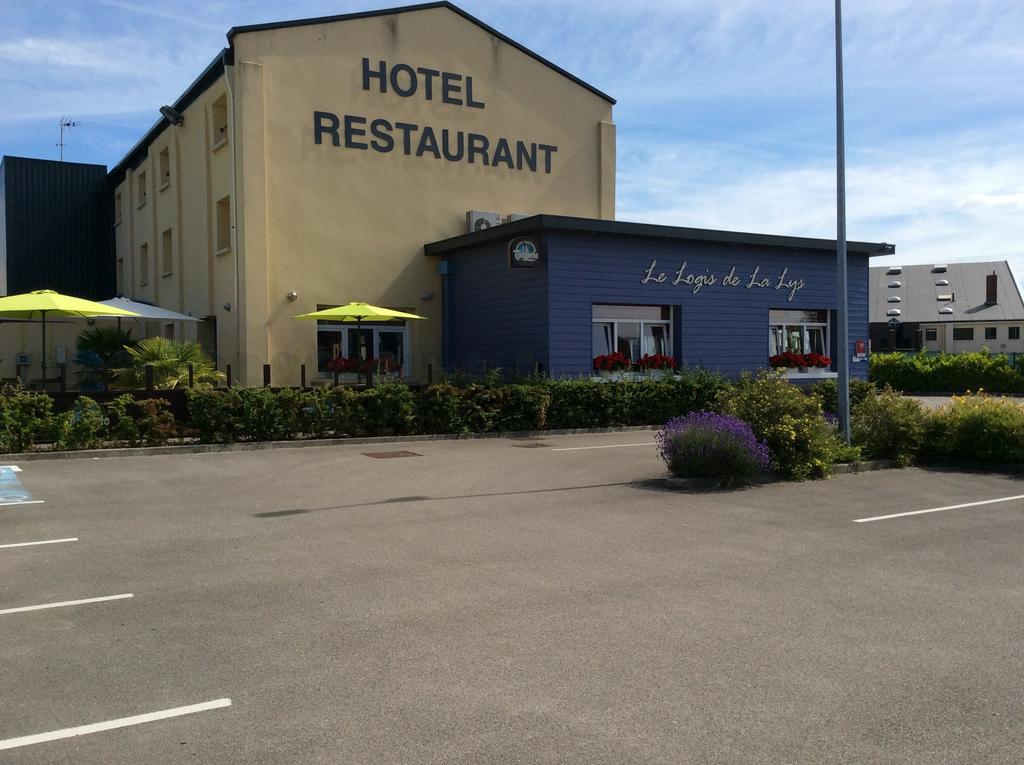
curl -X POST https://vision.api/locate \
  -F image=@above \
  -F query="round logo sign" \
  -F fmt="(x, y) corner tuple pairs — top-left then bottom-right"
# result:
(509, 237), (541, 266)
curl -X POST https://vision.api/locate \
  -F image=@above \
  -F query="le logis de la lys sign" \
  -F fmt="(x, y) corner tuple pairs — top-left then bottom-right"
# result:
(642, 260), (806, 302)
(313, 59), (559, 173)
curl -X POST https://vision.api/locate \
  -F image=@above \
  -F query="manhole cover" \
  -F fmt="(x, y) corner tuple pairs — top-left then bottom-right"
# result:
(362, 451), (422, 459)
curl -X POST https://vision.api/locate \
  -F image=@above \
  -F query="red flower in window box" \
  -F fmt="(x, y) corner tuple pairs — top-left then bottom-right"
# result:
(593, 352), (631, 371)
(326, 356), (360, 372)
(638, 353), (678, 370)
(804, 353), (832, 368)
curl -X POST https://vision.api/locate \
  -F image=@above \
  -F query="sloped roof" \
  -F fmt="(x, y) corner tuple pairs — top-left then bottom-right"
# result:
(870, 261), (1024, 323)
(109, 2), (613, 183)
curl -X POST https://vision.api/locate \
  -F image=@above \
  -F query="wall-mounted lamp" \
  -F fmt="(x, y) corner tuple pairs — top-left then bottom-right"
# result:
(223, 302), (231, 312)
(286, 290), (298, 302)
(419, 291), (434, 301)
(159, 105), (185, 127)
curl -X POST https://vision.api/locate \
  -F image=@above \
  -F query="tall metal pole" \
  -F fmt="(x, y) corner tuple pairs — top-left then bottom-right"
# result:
(835, 0), (851, 442)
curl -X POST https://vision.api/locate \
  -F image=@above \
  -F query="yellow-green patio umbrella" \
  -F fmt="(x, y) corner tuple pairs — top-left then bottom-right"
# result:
(293, 302), (426, 379)
(0, 289), (139, 382)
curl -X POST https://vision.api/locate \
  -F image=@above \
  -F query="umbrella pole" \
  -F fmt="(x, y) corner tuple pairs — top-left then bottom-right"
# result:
(357, 317), (364, 385)
(40, 311), (47, 388)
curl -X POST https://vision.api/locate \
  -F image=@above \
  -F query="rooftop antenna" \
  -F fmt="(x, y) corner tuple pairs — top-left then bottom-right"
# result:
(57, 116), (80, 161)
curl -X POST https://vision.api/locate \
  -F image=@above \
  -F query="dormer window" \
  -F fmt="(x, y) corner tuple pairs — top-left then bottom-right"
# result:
(935, 279), (949, 286)
(886, 308), (901, 316)
(937, 294), (953, 301)
(888, 280), (901, 288)
(887, 266), (902, 275)
(932, 265), (947, 272)
(887, 296), (901, 303)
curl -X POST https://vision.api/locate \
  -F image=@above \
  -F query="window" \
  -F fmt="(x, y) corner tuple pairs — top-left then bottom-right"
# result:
(114, 192), (122, 225)
(925, 328), (938, 342)
(591, 304), (671, 362)
(1010, 327), (1020, 340)
(316, 308), (410, 376)
(768, 309), (829, 357)
(161, 228), (173, 276)
(985, 327), (997, 341)
(215, 196), (231, 254)
(158, 148), (170, 189)
(211, 94), (228, 147)
(163, 323), (175, 340)
(136, 171), (147, 207)
(953, 327), (974, 341)
(139, 243), (149, 286)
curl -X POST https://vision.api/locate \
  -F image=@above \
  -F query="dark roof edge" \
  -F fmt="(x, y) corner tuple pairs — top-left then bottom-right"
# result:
(107, 50), (230, 185)
(227, 1), (615, 105)
(424, 214), (896, 257)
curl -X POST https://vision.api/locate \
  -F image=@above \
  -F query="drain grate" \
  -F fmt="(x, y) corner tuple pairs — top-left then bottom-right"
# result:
(513, 442), (550, 448)
(362, 450), (422, 459)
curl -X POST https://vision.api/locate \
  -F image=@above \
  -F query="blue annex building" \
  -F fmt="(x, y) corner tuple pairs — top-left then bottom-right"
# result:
(427, 215), (895, 379)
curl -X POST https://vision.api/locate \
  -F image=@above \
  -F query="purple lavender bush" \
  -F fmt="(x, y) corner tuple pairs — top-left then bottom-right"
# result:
(656, 411), (770, 487)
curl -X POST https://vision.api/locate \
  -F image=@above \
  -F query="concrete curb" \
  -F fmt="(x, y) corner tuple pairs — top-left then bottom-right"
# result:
(0, 425), (660, 462)
(664, 459), (896, 490)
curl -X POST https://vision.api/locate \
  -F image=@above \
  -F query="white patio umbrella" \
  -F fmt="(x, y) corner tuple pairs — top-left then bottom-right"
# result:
(97, 297), (200, 326)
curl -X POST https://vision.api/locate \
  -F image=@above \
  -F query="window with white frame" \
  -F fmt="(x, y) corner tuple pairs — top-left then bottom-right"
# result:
(591, 304), (671, 362)
(768, 309), (829, 356)
(316, 308), (410, 377)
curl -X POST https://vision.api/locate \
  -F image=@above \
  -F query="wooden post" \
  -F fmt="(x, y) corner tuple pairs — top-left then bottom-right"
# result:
(188, 363), (194, 388)
(427, 363), (433, 384)
(59, 364), (67, 393)
(366, 366), (374, 387)
(263, 364), (271, 388)
(145, 364), (155, 392)
(226, 364), (232, 388)
(332, 370), (339, 386)
(300, 364), (307, 388)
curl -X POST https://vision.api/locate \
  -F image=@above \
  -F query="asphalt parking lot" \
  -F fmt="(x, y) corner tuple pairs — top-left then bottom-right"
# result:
(1, 433), (1022, 764)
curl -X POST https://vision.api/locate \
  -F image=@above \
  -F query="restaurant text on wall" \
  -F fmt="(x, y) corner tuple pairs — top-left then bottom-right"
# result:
(313, 58), (560, 174)
(641, 260), (806, 301)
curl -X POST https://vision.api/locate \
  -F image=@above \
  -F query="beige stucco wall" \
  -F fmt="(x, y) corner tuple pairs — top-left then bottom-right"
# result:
(922, 322), (1024, 354)
(113, 5), (614, 386)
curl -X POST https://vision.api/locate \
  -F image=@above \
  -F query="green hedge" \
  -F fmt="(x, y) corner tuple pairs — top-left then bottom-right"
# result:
(870, 351), (1024, 393)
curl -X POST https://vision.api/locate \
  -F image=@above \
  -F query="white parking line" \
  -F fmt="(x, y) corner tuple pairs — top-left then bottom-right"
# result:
(0, 593), (133, 615)
(0, 465), (23, 472)
(0, 698), (232, 751)
(854, 494), (1024, 523)
(552, 442), (656, 452)
(0, 500), (45, 507)
(0, 537), (78, 549)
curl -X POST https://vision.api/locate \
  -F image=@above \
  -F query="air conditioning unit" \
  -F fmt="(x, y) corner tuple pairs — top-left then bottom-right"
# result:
(502, 213), (531, 224)
(466, 210), (502, 233)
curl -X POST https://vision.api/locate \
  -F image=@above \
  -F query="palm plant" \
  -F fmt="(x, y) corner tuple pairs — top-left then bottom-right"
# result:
(113, 337), (224, 389)
(74, 326), (134, 391)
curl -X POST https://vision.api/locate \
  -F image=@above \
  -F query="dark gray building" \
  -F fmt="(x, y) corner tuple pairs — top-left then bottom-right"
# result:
(870, 261), (1024, 353)
(0, 156), (114, 300)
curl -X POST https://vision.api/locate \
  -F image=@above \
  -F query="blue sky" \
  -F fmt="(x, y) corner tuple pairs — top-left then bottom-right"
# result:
(2, 0), (1022, 283)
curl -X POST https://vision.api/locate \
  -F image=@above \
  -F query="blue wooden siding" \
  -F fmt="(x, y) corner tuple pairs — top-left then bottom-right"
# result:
(442, 229), (870, 380)
(443, 240), (549, 374)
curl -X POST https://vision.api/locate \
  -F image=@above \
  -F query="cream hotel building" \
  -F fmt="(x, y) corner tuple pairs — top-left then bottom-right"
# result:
(108, 1), (616, 386)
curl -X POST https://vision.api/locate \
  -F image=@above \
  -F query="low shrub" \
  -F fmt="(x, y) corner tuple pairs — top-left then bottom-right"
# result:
(359, 383), (415, 435)
(850, 387), (927, 466)
(718, 371), (847, 480)
(0, 386), (54, 453)
(871, 351), (1024, 394)
(52, 397), (105, 451)
(104, 394), (177, 446)
(808, 378), (877, 413)
(546, 380), (617, 429)
(186, 389), (238, 443)
(921, 394), (1024, 464)
(657, 411), (769, 487)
